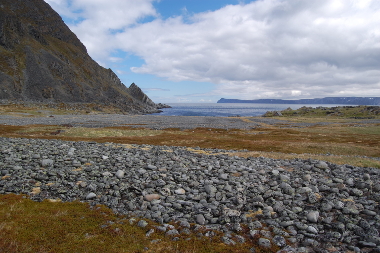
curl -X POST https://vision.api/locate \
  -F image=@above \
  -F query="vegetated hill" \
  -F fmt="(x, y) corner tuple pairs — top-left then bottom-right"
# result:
(218, 97), (380, 105)
(0, 0), (162, 114)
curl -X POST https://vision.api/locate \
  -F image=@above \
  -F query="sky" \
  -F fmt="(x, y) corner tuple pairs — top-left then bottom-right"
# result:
(44, 0), (380, 103)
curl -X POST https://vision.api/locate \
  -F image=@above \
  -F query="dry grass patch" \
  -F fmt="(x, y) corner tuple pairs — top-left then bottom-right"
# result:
(0, 121), (379, 168)
(62, 127), (162, 138)
(0, 194), (277, 253)
(232, 150), (380, 168)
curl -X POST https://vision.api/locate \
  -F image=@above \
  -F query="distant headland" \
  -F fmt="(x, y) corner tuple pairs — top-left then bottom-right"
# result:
(217, 97), (380, 105)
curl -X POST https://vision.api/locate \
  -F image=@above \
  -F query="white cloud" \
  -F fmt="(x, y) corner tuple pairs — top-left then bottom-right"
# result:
(46, 0), (380, 99)
(143, 88), (170, 92)
(46, 0), (157, 60)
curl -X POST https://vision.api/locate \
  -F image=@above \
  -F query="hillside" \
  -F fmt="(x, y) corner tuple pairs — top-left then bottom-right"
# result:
(0, 0), (162, 114)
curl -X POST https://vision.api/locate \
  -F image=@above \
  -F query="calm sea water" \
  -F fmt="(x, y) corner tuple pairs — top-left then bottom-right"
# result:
(153, 103), (348, 117)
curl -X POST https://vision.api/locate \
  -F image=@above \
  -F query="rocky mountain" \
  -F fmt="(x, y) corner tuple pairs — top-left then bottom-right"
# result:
(0, 0), (164, 114)
(218, 97), (380, 105)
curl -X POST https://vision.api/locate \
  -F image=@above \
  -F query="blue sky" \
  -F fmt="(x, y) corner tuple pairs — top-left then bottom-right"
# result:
(45, 0), (380, 103)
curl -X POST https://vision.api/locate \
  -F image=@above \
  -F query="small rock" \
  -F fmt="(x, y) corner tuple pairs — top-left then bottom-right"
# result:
(174, 188), (186, 195)
(86, 192), (96, 200)
(137, 220), (148, 228)
(315, 161), (329, 169)
(307, 211), (319, 223)
(146, 229), (155, 237)
(258, 238), (271, 248)
(166, 229), (179, 236)
(41, 159), (54, 167)
(273, 235), (287, 247)
(363, 173), (370, 180)
(115, 170), (125, 179)
(102, 171), (112, 176)
(144, 194), (160, 201)
(196, 214), (206, 225)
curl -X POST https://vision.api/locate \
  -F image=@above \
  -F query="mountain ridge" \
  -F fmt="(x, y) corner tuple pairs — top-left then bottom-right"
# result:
(0, 0), (164, 114)
(217, 97), (380, 105)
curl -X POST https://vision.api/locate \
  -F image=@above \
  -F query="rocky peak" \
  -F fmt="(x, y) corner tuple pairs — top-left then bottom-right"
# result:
(128, 83), (156, 107)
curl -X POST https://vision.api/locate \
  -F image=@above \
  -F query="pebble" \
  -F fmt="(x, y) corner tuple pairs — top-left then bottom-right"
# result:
(0, 137), (379, 252)
(258, 238), (271, 248)
(115, 170), (125, 179)
(306, 211), (319, 223)
(137, 220), (148, 228)
(144, 194), (160, 201)
(86, 192), (96, 200)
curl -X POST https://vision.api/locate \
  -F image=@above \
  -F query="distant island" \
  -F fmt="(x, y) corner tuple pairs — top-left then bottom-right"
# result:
(217, 97), (380, 105)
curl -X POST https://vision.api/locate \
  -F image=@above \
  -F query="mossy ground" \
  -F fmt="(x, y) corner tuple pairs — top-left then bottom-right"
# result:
(0, 122), (379, 168)
(0, 105), (379, 252)
(0, 194), (278, 253)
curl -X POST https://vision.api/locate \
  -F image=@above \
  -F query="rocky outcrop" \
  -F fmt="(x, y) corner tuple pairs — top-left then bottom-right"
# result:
(128, 83), (156, 108)
(0, 0), (162, 114)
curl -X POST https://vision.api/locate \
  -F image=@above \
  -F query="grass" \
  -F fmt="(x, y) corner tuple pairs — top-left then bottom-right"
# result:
(0, 121), (378, 168)
(264, 105), (380, 119)
(0, 103), (126, 116)
(0, 194), (279, 253)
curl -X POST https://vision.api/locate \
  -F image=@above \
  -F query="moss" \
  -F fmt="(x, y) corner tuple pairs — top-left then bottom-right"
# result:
(0, 119), (379, 168)
(0, 194), (274, 253)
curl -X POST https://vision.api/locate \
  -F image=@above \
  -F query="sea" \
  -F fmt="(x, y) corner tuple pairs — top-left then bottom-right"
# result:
(152, 103), (350, 117)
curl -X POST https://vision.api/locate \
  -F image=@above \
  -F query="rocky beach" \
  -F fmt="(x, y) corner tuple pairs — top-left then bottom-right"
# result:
(1, 131), (379, 252)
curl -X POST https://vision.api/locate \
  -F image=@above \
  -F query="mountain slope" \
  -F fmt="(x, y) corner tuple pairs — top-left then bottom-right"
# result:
(0, 0), (161, 113)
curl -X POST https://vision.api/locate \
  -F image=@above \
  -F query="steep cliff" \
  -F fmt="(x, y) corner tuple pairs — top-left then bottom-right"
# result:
(0, 0), (161, 113)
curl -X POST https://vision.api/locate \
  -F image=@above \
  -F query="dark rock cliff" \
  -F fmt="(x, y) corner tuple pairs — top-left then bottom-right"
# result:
(0, 0), (162, 113)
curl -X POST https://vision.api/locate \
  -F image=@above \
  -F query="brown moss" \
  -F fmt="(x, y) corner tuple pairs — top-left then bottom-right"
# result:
(0, 121), (379, 168)
(0, 194), (275, 253)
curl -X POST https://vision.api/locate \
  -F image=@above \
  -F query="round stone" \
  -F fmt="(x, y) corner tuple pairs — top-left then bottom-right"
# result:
(273, 235), (287, 247)
(144, 194), (160, 201)
(41, 159), (54, 167)
(137, 220), (148, 228)
(196, 214), (206, 225)
(307, 211), (319, 223)
(258, 238), (271, 248)
(86, 192), (96, 200)
(174, 188), (186, 195)
(363, 173), (370, 180)
(115, 170), (125, 179)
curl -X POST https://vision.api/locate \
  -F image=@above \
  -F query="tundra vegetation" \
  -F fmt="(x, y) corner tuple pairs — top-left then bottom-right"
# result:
(0, 104), (379, 252)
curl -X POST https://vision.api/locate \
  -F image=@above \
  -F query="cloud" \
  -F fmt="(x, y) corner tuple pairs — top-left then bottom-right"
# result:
(142, 88), (170, 92)
(46, 0), (380, 99)
(46, 0), (157, 60)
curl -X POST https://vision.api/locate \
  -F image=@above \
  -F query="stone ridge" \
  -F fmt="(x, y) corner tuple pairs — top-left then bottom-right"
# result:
(0, 0), (161, 114)
(1, 137), (379, 252)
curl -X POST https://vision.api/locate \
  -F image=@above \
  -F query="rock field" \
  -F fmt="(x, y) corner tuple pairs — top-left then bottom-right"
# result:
(1, 137), (379, 252)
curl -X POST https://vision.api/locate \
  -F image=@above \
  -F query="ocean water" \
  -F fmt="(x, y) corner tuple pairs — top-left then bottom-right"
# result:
(153, 103), (347, 117)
